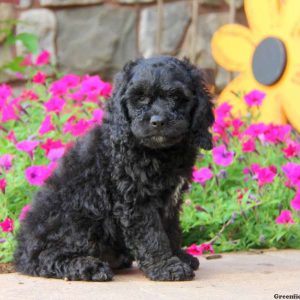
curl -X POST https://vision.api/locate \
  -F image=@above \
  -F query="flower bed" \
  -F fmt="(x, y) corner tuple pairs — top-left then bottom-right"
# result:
(1, 52), (300, 263)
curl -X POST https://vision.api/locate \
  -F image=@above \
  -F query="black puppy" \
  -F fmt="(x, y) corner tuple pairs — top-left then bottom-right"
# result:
(14, 56), (214, 281)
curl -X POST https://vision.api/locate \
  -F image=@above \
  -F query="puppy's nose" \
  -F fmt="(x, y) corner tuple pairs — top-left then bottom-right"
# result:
(150, 115), (165, 128)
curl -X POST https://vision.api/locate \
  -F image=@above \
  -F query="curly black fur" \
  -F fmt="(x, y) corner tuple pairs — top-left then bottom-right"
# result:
(14, 56), (214, 281)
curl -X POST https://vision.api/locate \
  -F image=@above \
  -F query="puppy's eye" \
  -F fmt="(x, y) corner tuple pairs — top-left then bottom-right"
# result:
(138, 97), (150, 105)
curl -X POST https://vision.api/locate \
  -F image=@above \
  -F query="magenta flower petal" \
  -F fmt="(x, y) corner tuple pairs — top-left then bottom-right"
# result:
(47, 147), (65, 161)
(19, 204), (31, 221)
(212, 144), (234, 167)
(0, 154), (14, 171)
(282, 162), (300, 187)
(0, 217), (14, 232)
(276, 210), (295, 224)
(0, 178), (7, 193)
(291, 189), (300, 211)
(25, 165), (51, 186)
(39, 115), (55, 135)
(35, 50), (50, 66)
(244, 90), (266, 107)
(193, 167), (213, 184)
(32, 71), (47, 85)
(44, 97), (65, 114)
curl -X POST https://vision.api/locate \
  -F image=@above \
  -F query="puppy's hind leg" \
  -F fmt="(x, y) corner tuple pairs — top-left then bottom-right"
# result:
(37, 250), (114, 281)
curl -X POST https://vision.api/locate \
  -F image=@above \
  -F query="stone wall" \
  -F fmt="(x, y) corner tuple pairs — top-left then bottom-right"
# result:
(0, 0), (246, 88)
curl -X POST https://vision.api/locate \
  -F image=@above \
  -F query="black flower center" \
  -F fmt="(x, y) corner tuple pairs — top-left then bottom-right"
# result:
(252, 37), (287, 86)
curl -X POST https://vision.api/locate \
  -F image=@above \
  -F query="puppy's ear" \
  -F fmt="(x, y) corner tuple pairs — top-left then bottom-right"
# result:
(108, 59), (141, 141)
(183, 59), (215, 150)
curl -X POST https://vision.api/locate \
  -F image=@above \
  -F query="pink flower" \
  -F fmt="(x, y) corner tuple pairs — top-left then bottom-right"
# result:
(81, 75), (112, 101)
(244, 90), (266, 106)
(63, 118), (92, 136)
(90, 108), (104, 125)
(212, 144), (234, 167)
(16, 140), (39, 159)
(0, 154), (14, 171)
(32, 71), (47, 85)
(282, 162), (300, 187)
(244, 123), (267, 138)
(1, 103), (18, 122)
(242, 139), (256, 153)
(282, 141), (300, 159)
(40, 138), (64, 155)
(256, 166), (277, 187)
(21, 53), (33, 66)
(15, 72), (24, 80)
(50, 80), (68, 96)
(35, 50), (50, 66)
(25, 165), (51, 186)
(186, 243), (214, 256)
(20, 89), (39, 101)
(0, 84), (12, 105)
(215, 102), (232, 121)
(44, 97), (65, 114)
(193, 167), (213, 184)
(276, 210), (295, 224)
(47, 147), (65, 161)
(39, 115), (55, 135)
(291, 189), (300, 211)
(6, 131), (17, 144)
(0, 217), (14, 232)
(19, 204), (31, 221)
(231, 118), (244, 137)
(61, 74), (81, 88)
(0, 178), (7, 193)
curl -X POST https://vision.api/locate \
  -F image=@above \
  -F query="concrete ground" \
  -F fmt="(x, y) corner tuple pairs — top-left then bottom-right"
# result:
(1, 250), (299, 300)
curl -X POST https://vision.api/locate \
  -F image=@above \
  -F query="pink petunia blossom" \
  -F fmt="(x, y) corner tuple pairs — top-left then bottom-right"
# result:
(282, 141), (300, 159)
(44, 96), (65, 114)
(242, 139), (256, 153)
(15, 72), (24, 80)
(244, 123), (267, 138)
(47, 147), (65, 161)
(63, 118), (92, 136)
(50, 80), (68, 96)
(0, 178), (7, 193)
(212, 144), (234, 167)
(39, 115), (55, 135)
(1, 103), (18, 122)
(0, 217), (14, 232)
(81, 75), (112, 101)
(256, 166), (277, 187)
(16, 140), (39, 159)
(32, 71), (47, 85)
(291, 189), (300, 211)
(0, 84), (12, 106)
(282, 162), (300, 187)
(215, 102), (232, 121)
(90, 108), (104, 125)
(192, 167), (213, 185)
(262, 124), (291, 144)
(186, 243), (214, 256)
(20, 89), (39, 101)
(40, 138), (64, 155)
(276, 210), (295, 224)
(61, 74), (81, 88)
(35, 50), (50, 66)
(231, 118), (244, 137)
(25, 165), (51, 186)
(21, 53), (33, 66)
(244, 90), (266, 106)
(19, 204), (31, 221)
(6, 130), (17, 144)
(0, 154), (14, 171)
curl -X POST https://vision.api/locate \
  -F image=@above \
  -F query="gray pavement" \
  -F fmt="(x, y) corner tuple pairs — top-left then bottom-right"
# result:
(1, 250), (299, 300)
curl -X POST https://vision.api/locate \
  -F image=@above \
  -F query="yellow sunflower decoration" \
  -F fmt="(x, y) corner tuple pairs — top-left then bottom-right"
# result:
(212, 0), (300, 132)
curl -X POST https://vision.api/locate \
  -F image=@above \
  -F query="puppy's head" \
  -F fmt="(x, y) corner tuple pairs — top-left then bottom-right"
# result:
(111, 56), (214, 150)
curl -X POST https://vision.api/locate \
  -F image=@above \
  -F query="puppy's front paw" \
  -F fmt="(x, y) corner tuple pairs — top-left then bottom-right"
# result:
(145, 256), (194, 281)
(176, 250), (200, 270)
